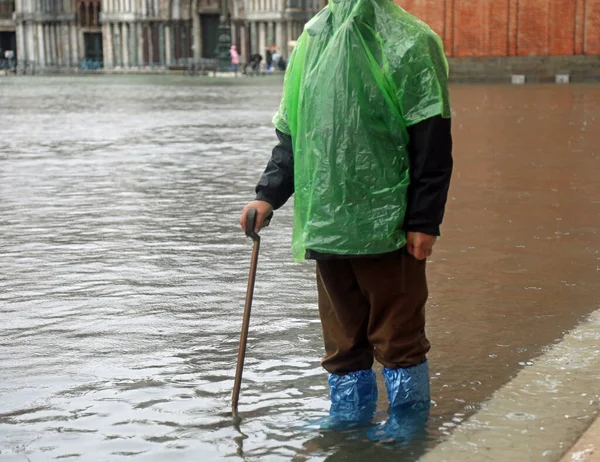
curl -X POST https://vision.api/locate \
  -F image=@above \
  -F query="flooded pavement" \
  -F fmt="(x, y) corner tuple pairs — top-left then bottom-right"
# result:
(0, 75), (599, 461)
(421, 309), (600, 462)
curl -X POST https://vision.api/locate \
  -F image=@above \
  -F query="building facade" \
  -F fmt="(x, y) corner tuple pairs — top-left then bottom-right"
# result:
(394, 0), (600, 82)
(232, 0), (322, 63)
(395, 0), (600, 57)
(7, 0), (323, 70)
(0, 0), (16, 61)
(4, 0), (600, 72)
(12, 0), (91, 69)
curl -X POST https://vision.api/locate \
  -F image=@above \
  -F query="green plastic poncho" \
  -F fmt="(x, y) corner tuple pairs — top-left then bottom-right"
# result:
(273, 0), (451, 262)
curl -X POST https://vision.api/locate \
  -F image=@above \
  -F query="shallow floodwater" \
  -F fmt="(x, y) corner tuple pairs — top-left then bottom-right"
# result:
(0, 75), (599, 461)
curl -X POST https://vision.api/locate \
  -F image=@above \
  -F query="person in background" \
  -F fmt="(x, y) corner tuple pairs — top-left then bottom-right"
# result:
(266, 49), (273, 73)
(272, 49), (281, 70)
(240, 0), (453, 439)
(251, 53), (263, 75)
(277, 56), (286, 71)
(230, 45), (240, 75)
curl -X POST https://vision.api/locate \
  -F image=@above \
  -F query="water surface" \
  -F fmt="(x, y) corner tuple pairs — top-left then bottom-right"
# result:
(0, 76), (599, 461)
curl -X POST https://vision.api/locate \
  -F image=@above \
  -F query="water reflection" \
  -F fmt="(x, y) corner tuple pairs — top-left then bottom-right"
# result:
(0, 76), (598, 461)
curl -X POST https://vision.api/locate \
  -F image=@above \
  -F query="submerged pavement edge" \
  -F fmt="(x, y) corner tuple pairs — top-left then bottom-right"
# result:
(420, 309), (600, 462)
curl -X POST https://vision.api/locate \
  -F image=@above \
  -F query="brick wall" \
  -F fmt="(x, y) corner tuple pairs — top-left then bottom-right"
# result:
(394, 0), (600, 57)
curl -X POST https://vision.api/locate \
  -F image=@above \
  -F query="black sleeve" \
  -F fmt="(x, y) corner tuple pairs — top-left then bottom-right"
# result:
(255, 130), (294, 210)
(404, 115), (453, 236)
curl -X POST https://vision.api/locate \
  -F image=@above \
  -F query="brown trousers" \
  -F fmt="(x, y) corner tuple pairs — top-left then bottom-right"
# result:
(316, 255), (430, 375)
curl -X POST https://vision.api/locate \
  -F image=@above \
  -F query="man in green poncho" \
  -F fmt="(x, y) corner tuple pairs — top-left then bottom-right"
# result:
(240, 0), (453, 433)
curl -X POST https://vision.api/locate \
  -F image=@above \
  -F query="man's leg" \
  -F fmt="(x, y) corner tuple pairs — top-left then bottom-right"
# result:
(316, 260), (377, 424)
(351, 255), (431, 440)
(353, 255), (430, 396)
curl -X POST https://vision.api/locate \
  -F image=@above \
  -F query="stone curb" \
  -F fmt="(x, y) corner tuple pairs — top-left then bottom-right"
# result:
(419, 310), (600, 462)
(560, 416), (600, 462)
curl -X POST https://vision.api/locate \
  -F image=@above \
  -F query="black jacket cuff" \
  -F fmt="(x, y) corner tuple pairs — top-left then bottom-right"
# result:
(405, 223), (440, 236)
(255, 192), (277, 208)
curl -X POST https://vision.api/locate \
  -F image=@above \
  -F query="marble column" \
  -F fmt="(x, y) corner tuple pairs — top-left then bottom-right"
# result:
(164, 23), (172, 66)
(61, 23), (70, 67)
(275, 20), (283, 54)
(286, 20), (293, 57)
(122, 23), (130, 67)
(14, 0), (25, 61)
(42, 24), (50, 66)
(102, 22), (114, 68)
(137, 23), (144, 66)
(148, 24), (155, 64)
(52, 24), (58, 66)
(16, 23), (27, 62)
(240, 23), (247, 63)
(45, 25), (51, 66)
(129, 23), (137, 66)
(58, 23), (64, 66)
(33, 23), (46, 67)
(40, 25), (47, 66)
(70, 23), (79, 66)
(193, 12), (201, 61)
(48, 24), (55, 66)
(28, 23), (37, 64)
(158, 23), (165, 66)
(52, 24), (59, 66)
(114, 23), (122, 66)
(267, 21), (274, 46)
(258, 21), (266, 58)
(250, 21), (257, 55)
(57, 24), (63, 65)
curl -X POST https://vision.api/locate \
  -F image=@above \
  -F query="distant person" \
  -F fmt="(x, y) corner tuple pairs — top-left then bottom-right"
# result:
(240, 0), (452, 439)
(277, 56), (286, 71)
(230, 45), (240, 74)
(250, 54), (263, 75)
(266, 50), (273, 73)
(272, 50), (281, 69)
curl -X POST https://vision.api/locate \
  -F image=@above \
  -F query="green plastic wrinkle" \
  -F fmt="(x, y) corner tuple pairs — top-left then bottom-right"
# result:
(273, 0), (451, 261)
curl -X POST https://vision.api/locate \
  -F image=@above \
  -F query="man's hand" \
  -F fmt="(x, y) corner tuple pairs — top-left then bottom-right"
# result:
(240, 200), (273, 234)
(406, 232), (437, 261)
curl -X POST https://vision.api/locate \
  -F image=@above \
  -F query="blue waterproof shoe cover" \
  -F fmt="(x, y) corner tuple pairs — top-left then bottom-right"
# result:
(383, 360), (430, 408)
(319, 369), (378, 430)
(367, 361), (431, 442)
(367, 401), (430, 443)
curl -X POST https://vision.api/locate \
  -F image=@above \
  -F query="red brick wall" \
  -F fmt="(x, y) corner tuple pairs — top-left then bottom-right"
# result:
(586, 0), (600, 54)
(394, 0), (600, 57)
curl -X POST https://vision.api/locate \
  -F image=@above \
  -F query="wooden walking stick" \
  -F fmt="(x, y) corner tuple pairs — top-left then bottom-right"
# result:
(232, 208), (266, 419)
